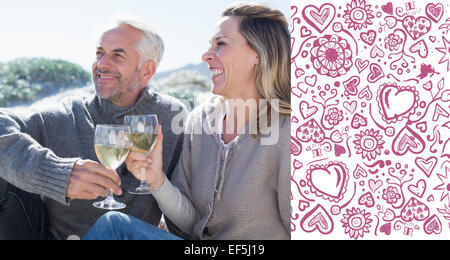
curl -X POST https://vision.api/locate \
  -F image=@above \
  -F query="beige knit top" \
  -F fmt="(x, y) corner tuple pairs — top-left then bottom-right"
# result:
(152, 97), (290, 240)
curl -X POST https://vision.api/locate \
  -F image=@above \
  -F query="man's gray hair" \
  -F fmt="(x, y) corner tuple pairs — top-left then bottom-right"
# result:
(117, 19), (165, 69)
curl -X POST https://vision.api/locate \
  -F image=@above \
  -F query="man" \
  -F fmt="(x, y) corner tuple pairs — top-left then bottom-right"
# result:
(0, 20), (187, 240)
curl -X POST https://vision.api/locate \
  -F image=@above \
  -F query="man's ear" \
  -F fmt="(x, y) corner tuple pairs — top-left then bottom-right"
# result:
(140, 60), (157, 84)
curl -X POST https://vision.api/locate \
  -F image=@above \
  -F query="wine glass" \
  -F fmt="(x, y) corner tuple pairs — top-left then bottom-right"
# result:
(93, 124), (131, 210)
(124, 115), (159, 194)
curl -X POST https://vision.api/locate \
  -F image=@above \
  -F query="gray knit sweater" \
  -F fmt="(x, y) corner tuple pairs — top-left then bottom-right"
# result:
(0, 88), (187, 240)
(153, 97), (291, 240)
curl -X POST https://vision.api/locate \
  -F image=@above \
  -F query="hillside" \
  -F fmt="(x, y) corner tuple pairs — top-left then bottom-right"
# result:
(153, 62), (210, 81)
(1, 58), (213, 112)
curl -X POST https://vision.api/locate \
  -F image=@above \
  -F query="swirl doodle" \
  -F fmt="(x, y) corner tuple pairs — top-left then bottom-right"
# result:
(291, 0), (450, 239)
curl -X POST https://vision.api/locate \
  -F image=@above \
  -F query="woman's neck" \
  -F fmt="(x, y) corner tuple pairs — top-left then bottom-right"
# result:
(223, 97), (260, 136)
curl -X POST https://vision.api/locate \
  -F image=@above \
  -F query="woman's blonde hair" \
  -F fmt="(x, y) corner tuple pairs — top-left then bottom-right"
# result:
(222, 2), (291, 117)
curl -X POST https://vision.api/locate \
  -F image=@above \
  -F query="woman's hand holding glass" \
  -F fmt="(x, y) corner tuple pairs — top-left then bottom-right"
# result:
(125, 125), (165, 191)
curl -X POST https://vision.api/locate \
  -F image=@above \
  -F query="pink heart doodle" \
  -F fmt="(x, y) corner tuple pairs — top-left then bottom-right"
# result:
(402, 16), (432, 40)
(302, 4), (336, 33)
(368, 179), (383, 193)
(353, 164), (368, 179)
(380, 223), (392, 236)
(300, 101), (318, 119)
(401, 198), (430, 222)
(291, 86), (305, 99)
(408, 179), (426, 198)
(355, 58), (369, 73)
(334, 144), (346, 157)
(377, 83), (419, 123)
(291, 136), (302, 156)
(433, 104), (450, 121)
(343, 76), (360, 96)
(370, 45), (385, 59)
(343, 101), (357, 114)
(424, 215), (442, 235)
(306, 161), (349, 202)
(293, 159), (303, 170)
(296, 119), (325, 143)
(358, 192), (375, 208)
(367, 63), (384, 83)
(300, 204), (334, 234)
(358, 85), (373, 100)
(416, 121), (427, 133)
(425, 3), (444, 23)
(305, 75), (317, 86)
(300, 26), (312, 37)
(415, 156), (437, 178)
(392, 126), (426, 156)
(360, 30), (377, 46)
(298, 200), (310, 212)
(294, 68), (305, 79)
(351, 113), (367, 129)
(409, 40), (428, 58)
(382, 2), (393, 15)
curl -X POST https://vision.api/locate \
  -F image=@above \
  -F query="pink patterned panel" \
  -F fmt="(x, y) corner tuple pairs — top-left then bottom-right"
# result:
(291, 0), (450, 239)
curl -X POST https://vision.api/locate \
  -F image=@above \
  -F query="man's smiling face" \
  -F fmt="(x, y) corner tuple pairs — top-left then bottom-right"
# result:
(92, 24), (144, 107)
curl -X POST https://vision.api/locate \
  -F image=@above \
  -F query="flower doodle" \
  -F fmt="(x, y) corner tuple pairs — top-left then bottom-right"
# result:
(384, 33), (403, 51)
(343, 0), (375, 30)
(353, 129), (385, 161)
(310, 34), (353, 77)
(341, 207), (373, 240)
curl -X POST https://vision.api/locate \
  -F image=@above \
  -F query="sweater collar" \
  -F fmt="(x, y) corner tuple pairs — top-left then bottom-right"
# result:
(94, 87), (154, 122)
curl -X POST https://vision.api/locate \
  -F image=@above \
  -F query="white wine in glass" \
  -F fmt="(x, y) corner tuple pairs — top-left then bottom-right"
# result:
(124, 115), (158, 194)
(94, 145), (130, 170)
(93, 124), (131, 210)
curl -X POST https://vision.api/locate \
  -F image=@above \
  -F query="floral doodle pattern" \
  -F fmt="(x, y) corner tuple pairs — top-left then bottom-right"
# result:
(291, 0), (450, 239)
(310, 34), (353, 77)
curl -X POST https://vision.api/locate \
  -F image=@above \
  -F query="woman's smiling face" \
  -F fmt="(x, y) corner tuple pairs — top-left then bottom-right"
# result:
(202, 16), (259, 100)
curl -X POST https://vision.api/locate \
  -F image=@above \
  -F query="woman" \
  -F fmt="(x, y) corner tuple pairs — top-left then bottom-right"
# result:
(84, 2), (291, 240)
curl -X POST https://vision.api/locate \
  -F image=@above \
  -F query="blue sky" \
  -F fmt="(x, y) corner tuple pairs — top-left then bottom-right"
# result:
(0, 0), (290, 72)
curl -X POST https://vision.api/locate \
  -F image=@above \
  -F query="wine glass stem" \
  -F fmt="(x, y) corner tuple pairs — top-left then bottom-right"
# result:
(105, 189), (115, 202)
(140, 167), (147, 186)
